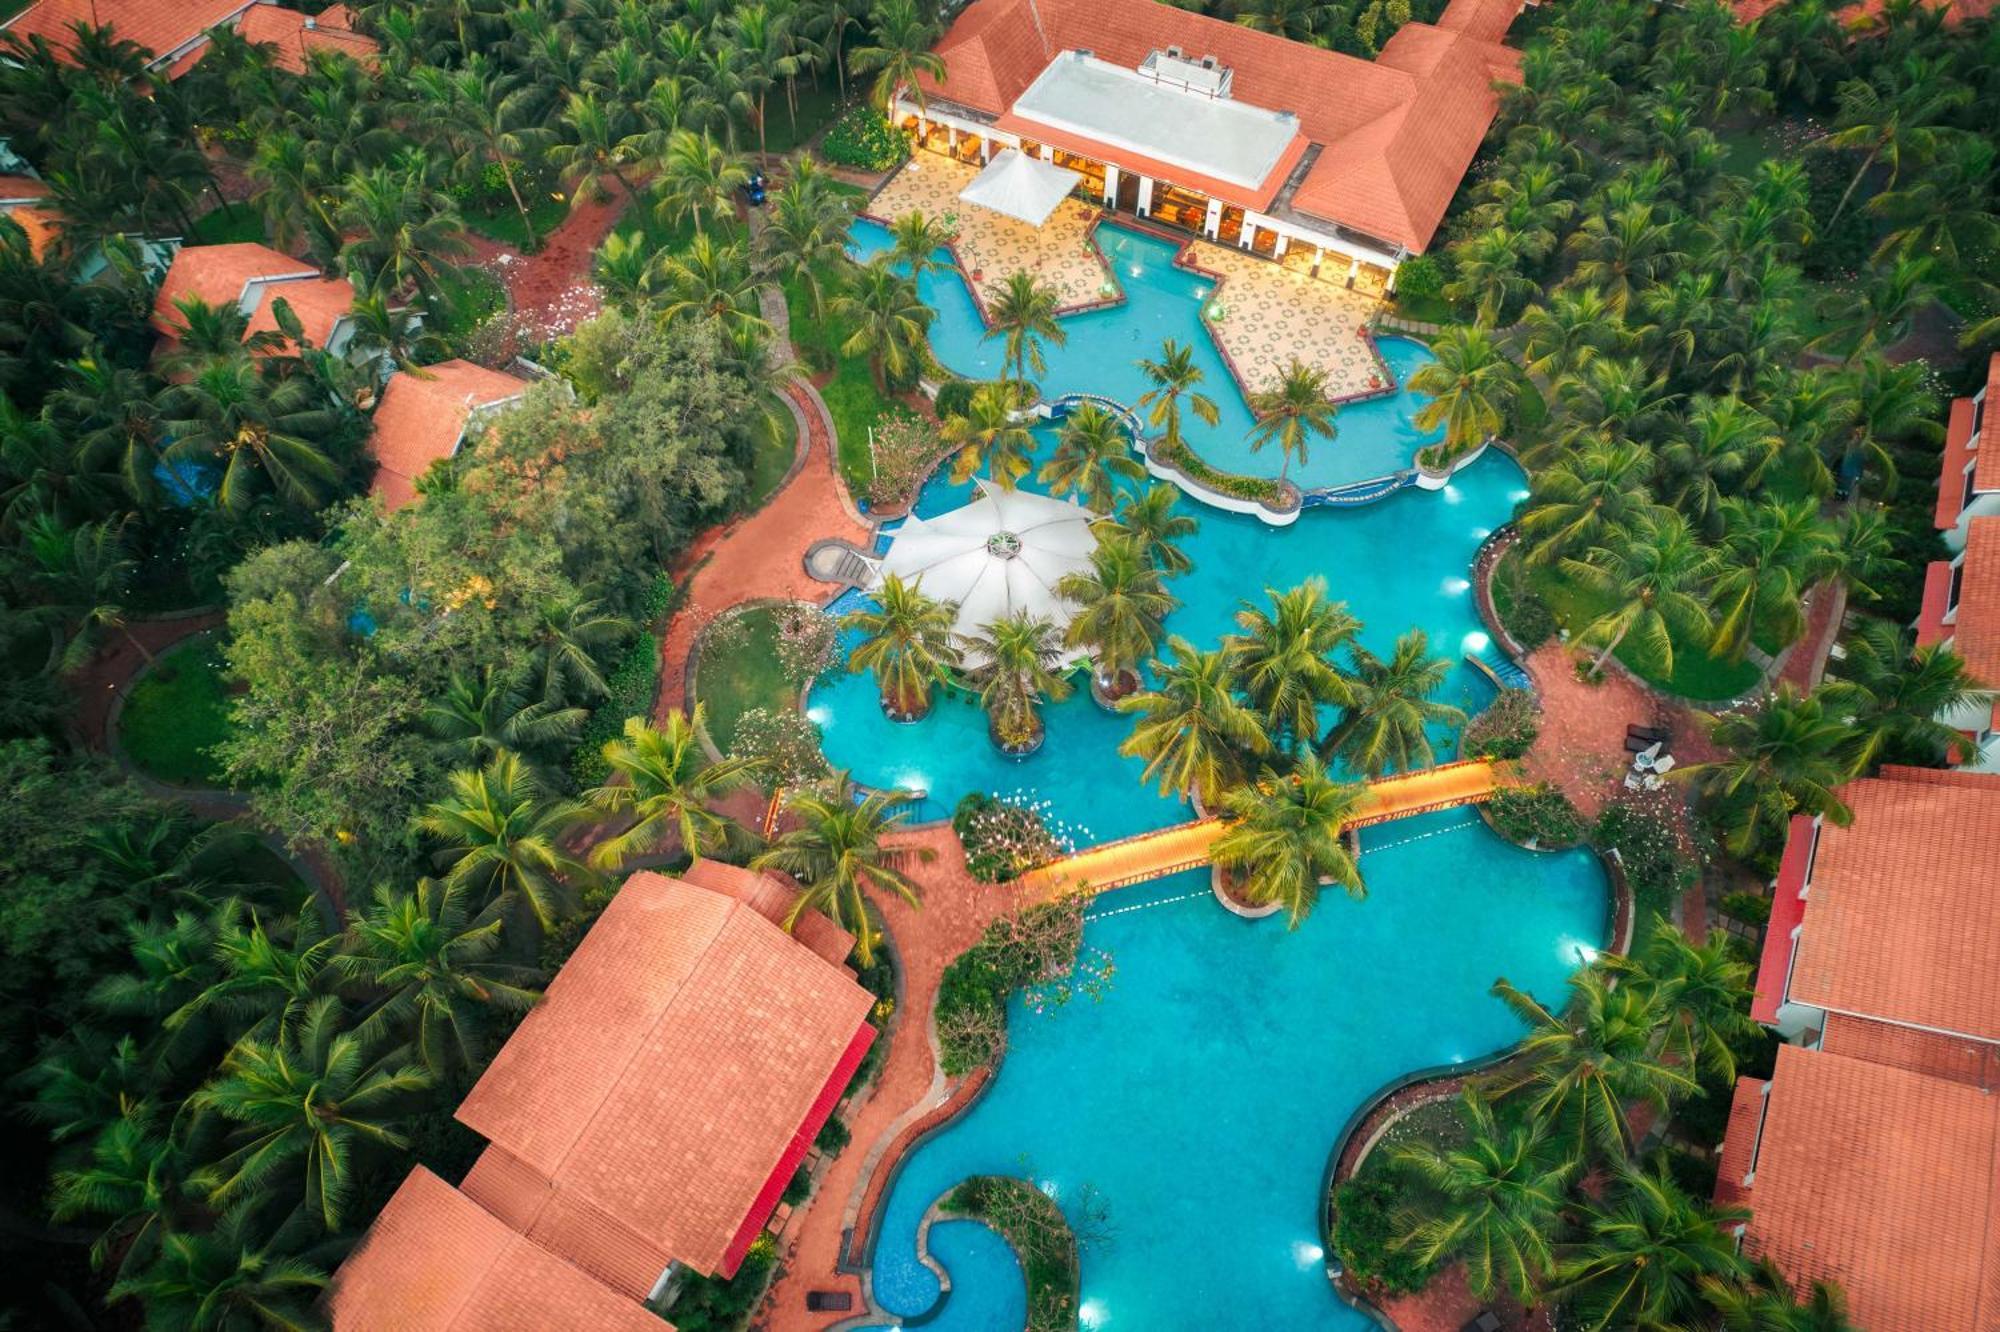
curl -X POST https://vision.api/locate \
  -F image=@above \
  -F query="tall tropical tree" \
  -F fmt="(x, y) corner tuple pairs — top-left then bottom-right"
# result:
(1390, 1090), (1576, 1304)
(962, 610), (1071, 750)
(1319, 629), (1464, 777)
(336, 163), (470, 303)
(1553, 1162), (1749, 1331)
(1445, 227), (1536, 326)
(1682, 684), (1862, 854)
(842, 572), (961, 719)
(1038, 402), (1143, 512)
(1638, 925), (1759, 1083)
(660, 232), (771, 342)
(1246, 360), (1337, 483)
(985, 270), (1066, 392)
(546, 90), (640, 204)
(159, 362), (342, 513)
(1118, 635), (1269, 805)
(1210, 758), (1368, 925)
(1226, 578), (1356, 755)
(1817, 69), (1970, 226)
(1409, 326), (1517, 462)
(1561, 510), (1719, 676)
(416, 753), (587, 935)
(1564, 202), (1684, 313)
(833, 260), (930, 391)
(656, 129), (749, 236)
(51, 1106), (191, 1280)
(422, 665), (586, 769)
(1708, 498), (1836, 663)
(850, 0), (945, 113)
(889, 208), (953, 286)
(1518, 440), (1659, 562)
(1100, 482), (1197, 576)
(1135, 338), (1219, 449)
(106, 1204), (326, 1331)
(585, 710), (759, 868)
(1658, 397), (1774, 537)
(1705, 1259), (1860, 1332)
(1056, 534), (1175, 699)
(752, 774), (931, 964)
(757, 160), (855, 325)
(943, 382), (1035, 489)
(1828, 617), (1982, 765)
(529, 598), (631, 707)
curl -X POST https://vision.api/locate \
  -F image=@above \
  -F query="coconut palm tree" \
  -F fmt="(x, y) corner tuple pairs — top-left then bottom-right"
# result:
(1708, 498), (1837, 663)
(1658, 397), (1774, 538)
(1564, 202), (1684, 313)
(1517, 285), (1622, 385)
(963, 610), (1072, 751)
(1390, 1089), (1576, 1304)
(1680, 684), (1861, 855)
(418, 61), (553, 250)
(657, 128), (749, 236)
(417, 754), (588, 936)
(850, 0), (945, 113)
(422, 665), (586, 770)
(725, 4), (797, 160)
(158, 361), (342, 513)
(1319, 630), (1464, 778)
(752, 773), (931, 965)
(1056, 535), (1175, 700)
(1828, 617), (1983, 766)
(1038, 403), (1143, 512)
(547, 90), (640, 204)
(1868, 135), (2000, 266)
(660, 232), (771, 342)
(943, 382), (1035, 489)
(336, 163), (470, 304)
(594, 230), (669, 313)
(1818, 71), (1970, 226)
(1637, 925), (1759, 1083)
(1409, 326), (1517, 463)
(889, 208), (953, 286)
(1518, 440), (1659, 563)
(757, 162), (855, 326)
(1489, 965), (1699, 1162)
(1100, 482), (1197, 576)
(1562, 510), (1719, 677)
(585, 710), (759, 868)
(1247, 360), (1337, 484)
(1211, 759), (1368, 925)
(1704, 1259), (1859, 1332)
(51, 1106), (192, 1279)
(1833, 352), (1938, 491)
(106, 1203), (326, 1330)
(1135, 338), (1219, 449)
(1226, 578), (1356, 756)
(842, 573), (961, 720)
(1118, 635), (1269, 805)
(833, 260), (930, 391)
(163, 907), (338, 1043)
(47, 352), (163, 502)
(1445, 227), (1536, 326)
(1553, 1161), (1749, 1331)
(333, 877), (543, 1081)
(529, 598), (632, 707)
(190, 998), (431, 1230)
(985, 270), (1066, 393)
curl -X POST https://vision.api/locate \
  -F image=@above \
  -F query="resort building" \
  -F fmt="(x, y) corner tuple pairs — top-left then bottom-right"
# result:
(327, 864), (877, 1326)
(1712, 1044), (2000, 1332)
(2, 0), (376, 77)
(1932, 354), (2000, 547)
(0, 173), (58, 259)
(365, 359), (535, 511)
(150, 240), (364, 358)
(893, 0), (1525, 290)
(1923, 360), (2000, 768)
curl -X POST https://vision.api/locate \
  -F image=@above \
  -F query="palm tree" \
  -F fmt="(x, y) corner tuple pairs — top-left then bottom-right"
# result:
(1057, 535), (1175, 700)
(1708, 498), (1836, 663)
(107, 1204), (326, 1330)
(660, 232), (771, 342)
(1564, 202), (1684, 313)
(422, 665), (586, 769)
(942, 382), (1036, 489)
(1226, 578), (1356, 755)
(20, 514), (151, 673)
(1868, 134), (2000, 266)
(1319, 630), (1464, 778)
(889, 208), (952, 286)
(752, 774), (931, 964)
(1445, 227), (1535, 326)
(1390, 1089), (1576, 1304)
(1682, 685), (1861, 855)
(1489, 965), (1699, 1161)
(657, 129), (749, 237)
(1246, 361), (1337, 484)
(1659, 397), (1773, 537)
(1553, 1161), (1749, 1331)
(190, 998), (431, 1230)
(159, 361), (342, 513)
(547, 90), (640, 205)
(1829, 617), (1983, 765)
(1834, 352), (1938, 490)
(757, 161), (855, 326)
(422, 62), (552, 250)
(594, 230), (668, 312)
(1118, 636), (1269, 805)
(48, 352), (163, 502)
(416, 754), (588, 936)
(1211, 759), (1368, 925)
(51, 1106), (192, 1279)
(585, 710), (759, 869)
(529, 598), (632, 706)
(1037, 403), (1143, 512)
(1135, 339), (1220, 449)
(336, 163), (470, 303)
(985, 270), (1066, 393)
(1705, 1259), (1860, 1332)
(1518, 440), (1659, 563)
(1100, 482), (1197, 576)
(1517, 285), (1622, 385)
(833, 260), (931, 391)
(1638, 925), (1759, 1083)
(1818, 71), (1970, 227)
(963, 610), (1072, 751)
(334, 877), (542, 1081)
(726, 4), (797, 160)
(843, 573), (961, 720)
(1815, 252), (1935, 365)
(1562, 511), (1719, 676)
(1408, 326), (1517, 463)
(850, 0), (945, 113)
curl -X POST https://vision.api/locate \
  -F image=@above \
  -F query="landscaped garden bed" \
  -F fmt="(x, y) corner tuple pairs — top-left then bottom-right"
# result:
(118, 636), (234, 787)
(941, 1176), (1083, 1332)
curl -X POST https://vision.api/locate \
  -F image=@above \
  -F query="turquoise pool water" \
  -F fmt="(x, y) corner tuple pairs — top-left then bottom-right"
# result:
(864, 812), (1608, 1329)
(848, 218), (1441, 491)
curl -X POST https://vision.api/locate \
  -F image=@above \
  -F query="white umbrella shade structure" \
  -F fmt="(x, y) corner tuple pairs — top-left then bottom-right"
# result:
(869, 481), (1098, 665)
(957, 148), (1083, 228)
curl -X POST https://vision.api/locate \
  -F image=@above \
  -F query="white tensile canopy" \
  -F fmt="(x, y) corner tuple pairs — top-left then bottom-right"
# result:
(869, 481), (1098, 665)
(957, 148), (1082, 228)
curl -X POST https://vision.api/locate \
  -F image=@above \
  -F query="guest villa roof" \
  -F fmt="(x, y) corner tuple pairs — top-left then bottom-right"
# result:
(202, 3), (376, 75)
(2, 0), (254, 65)
(916, 0), (1523, 252)
(149, 241), (319, 336)
(367, 359), (531, 511)
(453, 870), (876, 1283)
(1725, 1045), (2000, 1332)
(327, 1168), (668, 1332)
(1784, 764), (2000, 1043)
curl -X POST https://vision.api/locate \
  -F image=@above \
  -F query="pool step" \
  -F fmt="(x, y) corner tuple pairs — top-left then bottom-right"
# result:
(1466, 647), (1533, 692)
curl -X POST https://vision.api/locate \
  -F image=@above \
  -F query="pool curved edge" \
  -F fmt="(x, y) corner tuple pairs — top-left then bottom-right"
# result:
(1316, 843), (1634, 1323)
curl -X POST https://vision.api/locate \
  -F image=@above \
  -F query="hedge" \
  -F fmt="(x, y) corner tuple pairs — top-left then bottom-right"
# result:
(821, 105), (908, 170)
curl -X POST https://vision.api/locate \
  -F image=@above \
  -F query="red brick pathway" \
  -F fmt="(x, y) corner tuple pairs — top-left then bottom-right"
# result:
(462, 190), (627, 349)
(1515, 643), (1723, 820)
(1376, 1264), (1552, 1332)
(70, 611), (223, 751)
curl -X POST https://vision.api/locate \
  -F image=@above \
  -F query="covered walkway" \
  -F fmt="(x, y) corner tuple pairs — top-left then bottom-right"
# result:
(1016, 760), (1504, 897)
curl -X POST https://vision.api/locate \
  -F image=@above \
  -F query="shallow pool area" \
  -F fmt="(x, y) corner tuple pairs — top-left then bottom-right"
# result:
(847, 218), (1441, 492)
(864, 810), (1608, 1328)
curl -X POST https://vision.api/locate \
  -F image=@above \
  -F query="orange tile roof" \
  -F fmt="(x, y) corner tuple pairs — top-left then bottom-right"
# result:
(367, 360), (530, 512)
(1971, 353), (2000, 491)
(1735, 1045), (2000, 1332)
(150, 241), (318, 337)
(217, 3), (376, 75)
(1948, 517), (2000, 686)
(454, 870), (876, 1281)
(1786, 764), (2000, 1043)
(916, 0), (1519, 253)
(0, 175), (48, 204)
(1711, 1075), (1766, 1209)
(327, 1167), (670, 1332)
(245, 274), (354, 350)
(2, 0), (254, 66)
(677, 857), (858, 969)
(1820, 1011), (2000, 1090)
(1936, 396), (1979, 529)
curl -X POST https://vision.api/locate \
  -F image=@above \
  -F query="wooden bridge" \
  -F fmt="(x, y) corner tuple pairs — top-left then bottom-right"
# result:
(1013, 760), (1506, 899)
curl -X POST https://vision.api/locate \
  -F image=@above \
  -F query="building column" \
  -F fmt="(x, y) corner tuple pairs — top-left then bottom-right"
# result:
(1039, 143), (1051, 162)
(1240, 220), (1257, 251)
(981, 137), (994, 163)
(1203, 197), (1223, 239)
(1385, 260), (1400, 294)
(1311, 245), (1325, 277)
(1346, 256), (1360, 289)
(1103, 164), (1119, 207)
(947, 125), (958, 151)
(1136, 176), (1154, 217)
(1272, 232), (1289, 259)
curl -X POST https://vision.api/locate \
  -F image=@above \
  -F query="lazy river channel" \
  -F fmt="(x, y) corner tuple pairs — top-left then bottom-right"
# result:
(819, 216), (1608, 1329)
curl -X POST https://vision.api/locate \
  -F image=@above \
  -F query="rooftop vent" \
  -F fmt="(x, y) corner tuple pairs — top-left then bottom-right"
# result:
(1137, 48), (1232, 99)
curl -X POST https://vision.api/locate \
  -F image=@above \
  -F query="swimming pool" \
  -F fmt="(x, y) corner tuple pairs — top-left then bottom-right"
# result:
(863, 812), (1608, 1329)
(848, 218), (1441, 492)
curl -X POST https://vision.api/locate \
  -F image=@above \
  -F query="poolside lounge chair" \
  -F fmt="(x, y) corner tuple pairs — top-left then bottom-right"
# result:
(805, 1291), (854, 1311)
(1625, 725), (1669, 753)
(1460, 1314), (1503, 1332)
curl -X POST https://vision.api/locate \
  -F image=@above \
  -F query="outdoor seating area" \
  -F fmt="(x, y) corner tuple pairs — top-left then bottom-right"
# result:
(1623, 724), (1677, 791)
(1192, 242), (1388, 398)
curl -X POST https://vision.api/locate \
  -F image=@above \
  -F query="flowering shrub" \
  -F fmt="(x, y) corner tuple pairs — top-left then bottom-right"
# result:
(1461, 686), (1539, 760)
(866, 413), (951, 511)
(953, 792), (1062, 882)
(1486, 782), (1582, 847)
(1594, 785), (1701, 929)
(821, 106), (908, 170)
(774, 603), (838, 684)
(727, 706), (829, 788)
(935, 898), (1114, 1075)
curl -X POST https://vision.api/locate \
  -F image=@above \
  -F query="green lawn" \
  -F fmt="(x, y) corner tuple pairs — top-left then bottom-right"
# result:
(187, 205), (266, 246)
(120, 638), (234, 787)
(743, 81), (849, 156)
(746, 392), (798, 508)
(694, 606), (797, 750)
(1504, 550), (1763, 701)
(780, 263), (911, 493)
(1389, 292), (1458, 326)
(463, 192), (569, 252)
